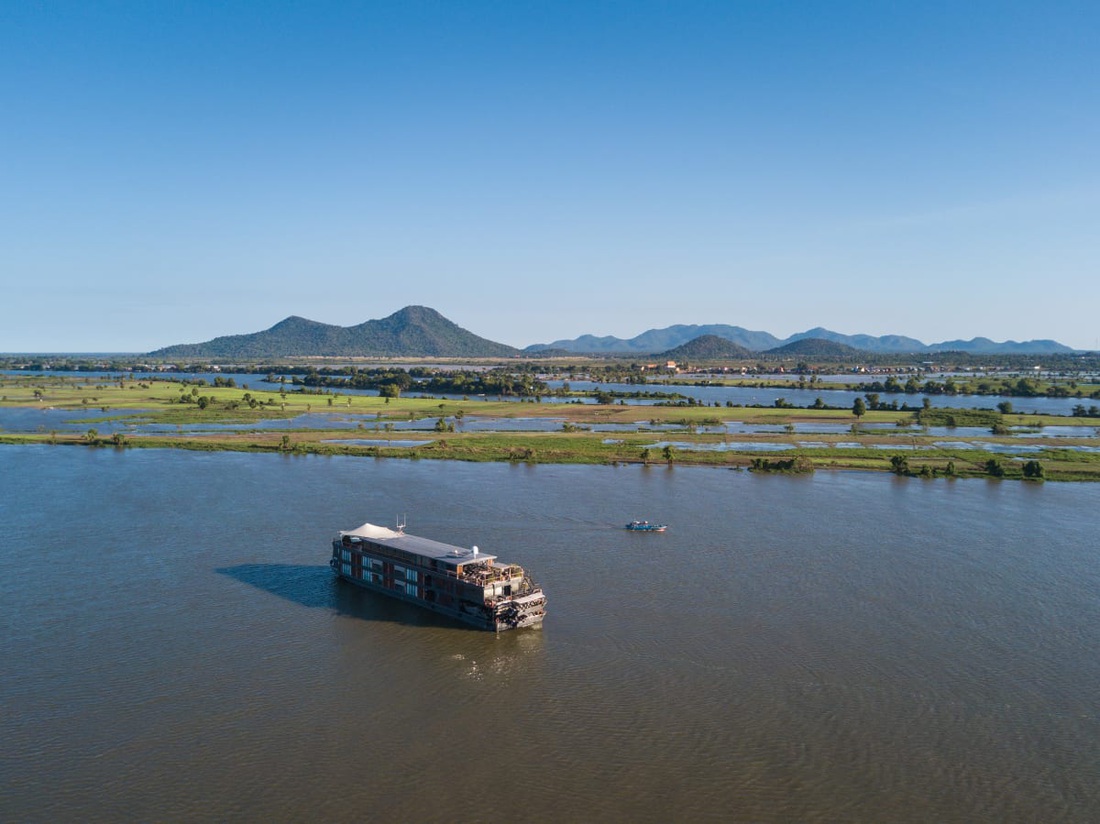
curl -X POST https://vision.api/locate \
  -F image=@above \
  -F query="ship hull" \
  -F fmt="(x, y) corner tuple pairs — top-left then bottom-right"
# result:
(330, 527), (546, 632)
(332, 563), (544, 631)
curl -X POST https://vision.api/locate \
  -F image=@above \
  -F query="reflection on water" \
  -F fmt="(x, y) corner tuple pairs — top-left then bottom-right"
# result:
(548, 380), (1096, 415)
(3, 407), (1097, 449)
(648, 440), (794, 452)
(319, 438), (433, 448)
(2, 447), (1099, 822)
(8, 369), (1096, 416)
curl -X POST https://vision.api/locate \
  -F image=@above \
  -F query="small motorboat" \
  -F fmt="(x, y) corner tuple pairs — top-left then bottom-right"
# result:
(625, 520), (667, 532)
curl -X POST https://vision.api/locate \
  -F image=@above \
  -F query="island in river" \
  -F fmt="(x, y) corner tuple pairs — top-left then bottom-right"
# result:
(1, 371), (1099, 481)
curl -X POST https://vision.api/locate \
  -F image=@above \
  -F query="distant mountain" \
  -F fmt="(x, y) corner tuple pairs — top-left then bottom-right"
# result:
(149, 307), (1078, 359)
(149, 306), (519, 359)
(765, 338), (864, 358)
(525, 324), (781, 354)
(657, 335), (755, 360)
(528, 324), (1074, 355)
(926, 337), (1074, 355)
(784, 327), (927, 354)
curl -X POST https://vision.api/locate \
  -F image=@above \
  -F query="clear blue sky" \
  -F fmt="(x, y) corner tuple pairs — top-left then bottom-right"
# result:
(2, 1), (1098, 352)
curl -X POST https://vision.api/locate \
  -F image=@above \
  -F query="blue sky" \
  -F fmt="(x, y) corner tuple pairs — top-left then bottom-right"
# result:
(2, 1), (1097, 352)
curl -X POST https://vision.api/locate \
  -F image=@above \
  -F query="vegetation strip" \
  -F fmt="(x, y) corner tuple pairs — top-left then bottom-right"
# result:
(2, 374), (1098, 481)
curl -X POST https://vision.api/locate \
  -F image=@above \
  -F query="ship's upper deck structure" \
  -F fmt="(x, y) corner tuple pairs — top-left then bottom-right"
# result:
(339, 522), (521, 584)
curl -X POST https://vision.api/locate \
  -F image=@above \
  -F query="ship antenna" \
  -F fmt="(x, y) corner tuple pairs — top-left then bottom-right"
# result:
(396, 514), (406, 534)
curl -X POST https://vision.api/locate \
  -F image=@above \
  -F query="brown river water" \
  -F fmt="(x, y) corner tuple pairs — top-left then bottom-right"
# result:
(2, 446), (1098, 822)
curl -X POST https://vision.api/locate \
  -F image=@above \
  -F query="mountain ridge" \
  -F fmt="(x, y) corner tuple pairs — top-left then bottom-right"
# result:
(148, 306), (520, 359)
(147, 306), (1078, 358)
(527, 324), (1075, 355)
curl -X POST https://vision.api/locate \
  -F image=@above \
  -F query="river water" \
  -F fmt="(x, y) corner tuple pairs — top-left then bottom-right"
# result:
(5, 369), (1095, 414)
(2, 447), (1098, 822)
(548, 380), (1096, 416)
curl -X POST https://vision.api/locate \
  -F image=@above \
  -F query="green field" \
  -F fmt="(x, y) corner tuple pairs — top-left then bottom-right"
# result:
(2, 375), (1098, 481)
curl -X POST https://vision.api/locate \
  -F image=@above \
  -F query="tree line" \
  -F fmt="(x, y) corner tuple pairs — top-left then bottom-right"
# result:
(291, 367), (550, 399)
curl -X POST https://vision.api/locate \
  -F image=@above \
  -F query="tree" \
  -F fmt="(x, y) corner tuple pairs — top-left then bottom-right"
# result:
(1022, 460), (1045, 480)
(890, 455), (910, 475)
(852, 397), (866, 419)
(1014, 378), (1039, 396)
(662, 444), (676, 464)
(997, 401), (1014, 414)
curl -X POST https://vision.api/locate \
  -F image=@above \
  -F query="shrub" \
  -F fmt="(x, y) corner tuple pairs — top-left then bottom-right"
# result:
(1022, 460), (1045, 480)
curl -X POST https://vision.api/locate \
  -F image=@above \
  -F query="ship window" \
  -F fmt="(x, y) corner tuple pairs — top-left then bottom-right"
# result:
(393, 565), (405, 578)
(341, 563), (352, 576)
(341, 550), (351, 563)
(405, 568), (418, 582)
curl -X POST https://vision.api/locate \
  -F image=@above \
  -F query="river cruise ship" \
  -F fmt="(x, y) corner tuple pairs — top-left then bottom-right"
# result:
(331, 521), (546, 631)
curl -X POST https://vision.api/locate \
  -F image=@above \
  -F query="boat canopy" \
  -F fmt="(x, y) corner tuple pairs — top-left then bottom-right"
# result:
(340, 522), (403, 540)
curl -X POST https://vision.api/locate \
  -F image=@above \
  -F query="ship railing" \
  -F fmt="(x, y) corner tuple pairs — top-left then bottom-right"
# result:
(453, 565), (524, 586)
(517, 576), (541, 596)
(429, 567), (512, 586)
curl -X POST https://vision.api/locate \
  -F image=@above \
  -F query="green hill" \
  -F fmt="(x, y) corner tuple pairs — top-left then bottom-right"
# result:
(658, 334), (755, 360)
(149, 306), (520, 359)
(765, 338), (864, 358)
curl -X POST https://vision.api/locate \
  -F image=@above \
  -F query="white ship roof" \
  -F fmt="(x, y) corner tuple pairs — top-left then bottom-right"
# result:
(340, 522), (499, 568)
(342, 522), (403, 540)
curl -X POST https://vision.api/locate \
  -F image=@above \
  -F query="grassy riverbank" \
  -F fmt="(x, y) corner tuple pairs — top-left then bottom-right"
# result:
(2, 375), (1098, 481)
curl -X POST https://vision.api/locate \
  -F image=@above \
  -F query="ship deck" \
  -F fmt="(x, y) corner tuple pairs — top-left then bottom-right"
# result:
(340, 523), (499, 570)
